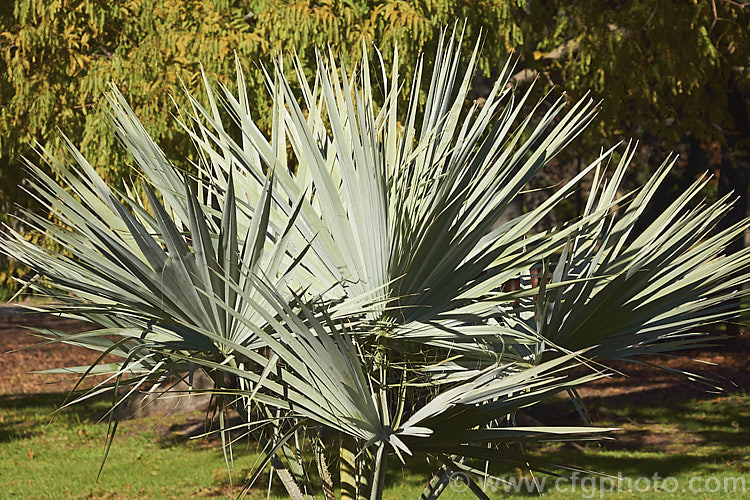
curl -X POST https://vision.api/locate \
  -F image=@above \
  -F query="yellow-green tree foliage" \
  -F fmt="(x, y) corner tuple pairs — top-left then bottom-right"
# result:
(3, 1), (748, 176)
(0, 1), (524, 183)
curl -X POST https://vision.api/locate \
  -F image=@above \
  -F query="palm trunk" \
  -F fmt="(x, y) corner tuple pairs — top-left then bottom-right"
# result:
(340, 433), (358, 500)
(368, 332), (390, 500)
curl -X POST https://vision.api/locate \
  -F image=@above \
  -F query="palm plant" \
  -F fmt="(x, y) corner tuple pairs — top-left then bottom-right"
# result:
(3, 29), (749, 499)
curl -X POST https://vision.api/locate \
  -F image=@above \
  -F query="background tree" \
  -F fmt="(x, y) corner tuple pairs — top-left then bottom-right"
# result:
(510, 1), (750, 215)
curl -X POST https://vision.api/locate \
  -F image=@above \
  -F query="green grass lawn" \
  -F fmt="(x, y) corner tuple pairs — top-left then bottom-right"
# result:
(0, 393), (262, 499)
(1, 391), (748, 499)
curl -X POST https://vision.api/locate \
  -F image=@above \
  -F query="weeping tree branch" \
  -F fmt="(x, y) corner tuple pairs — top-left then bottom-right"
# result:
(506, 37), (581, 88)
(506, 23), (630, 89)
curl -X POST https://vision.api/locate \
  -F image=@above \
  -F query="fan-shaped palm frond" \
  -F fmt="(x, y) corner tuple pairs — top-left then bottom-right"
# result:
(536, 143), (750, 361)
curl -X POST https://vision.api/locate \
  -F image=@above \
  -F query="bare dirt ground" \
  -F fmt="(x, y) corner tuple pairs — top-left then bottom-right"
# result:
(0, 305), (98, 395)
(576, 350), (750, 402)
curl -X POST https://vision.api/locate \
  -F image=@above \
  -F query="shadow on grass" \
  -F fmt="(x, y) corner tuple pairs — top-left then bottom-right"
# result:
(0, 391), (109, 443)
(514, 390), (750, 484)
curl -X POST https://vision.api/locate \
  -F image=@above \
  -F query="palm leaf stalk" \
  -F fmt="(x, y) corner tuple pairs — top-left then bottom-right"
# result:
(2, 27), (749, 500)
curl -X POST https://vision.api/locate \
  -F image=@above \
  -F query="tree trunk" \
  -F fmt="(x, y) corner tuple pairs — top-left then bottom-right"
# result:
(717, 77), (750, 346)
